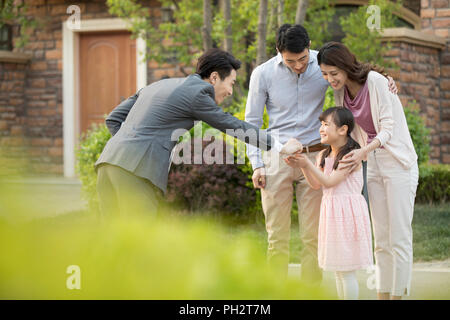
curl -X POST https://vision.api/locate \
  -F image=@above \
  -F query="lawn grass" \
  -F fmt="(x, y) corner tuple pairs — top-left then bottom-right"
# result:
(224, 203), (450, 263)
(412, 203), (450, 262)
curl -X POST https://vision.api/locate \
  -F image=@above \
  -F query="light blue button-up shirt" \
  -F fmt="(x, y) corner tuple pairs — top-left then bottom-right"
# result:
(245, 50), (329, 169)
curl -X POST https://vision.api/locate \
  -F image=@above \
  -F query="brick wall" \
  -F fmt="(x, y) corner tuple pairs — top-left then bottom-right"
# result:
(0, 62), (28, 173)
(385, 42), (442, 163)
(403, 0), (421, 16)
(421, 0), (450, 163)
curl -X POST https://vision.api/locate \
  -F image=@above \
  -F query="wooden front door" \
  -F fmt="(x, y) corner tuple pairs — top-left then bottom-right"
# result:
(79, 31), (136, 133)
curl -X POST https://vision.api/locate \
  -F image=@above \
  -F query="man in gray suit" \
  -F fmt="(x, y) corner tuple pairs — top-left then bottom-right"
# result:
(95, 49), (287, 218)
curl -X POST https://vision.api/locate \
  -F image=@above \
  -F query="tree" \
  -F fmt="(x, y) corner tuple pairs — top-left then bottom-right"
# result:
(106, 0), (334, 86)
(340, 0), (401, 67)
(284, 0), (335, 50)
(256, 0), (268, 66)
(222, 0), (232, 53)
(295, 0), (308, 25)
(107, 0), (205, 76)
(268, 0), (277, 33)
(202, 0), (213, 51)
(277, 0), (284, 27)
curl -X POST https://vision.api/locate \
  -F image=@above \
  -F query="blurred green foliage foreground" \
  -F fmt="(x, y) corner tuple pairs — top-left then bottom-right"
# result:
(0, 178), (329, 300)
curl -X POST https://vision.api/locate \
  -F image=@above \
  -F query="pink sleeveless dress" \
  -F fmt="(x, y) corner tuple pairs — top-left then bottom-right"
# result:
(318, 157), (374, 271)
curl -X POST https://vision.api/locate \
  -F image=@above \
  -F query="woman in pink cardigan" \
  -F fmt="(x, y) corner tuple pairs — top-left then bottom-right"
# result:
(317, 42), (418, 300)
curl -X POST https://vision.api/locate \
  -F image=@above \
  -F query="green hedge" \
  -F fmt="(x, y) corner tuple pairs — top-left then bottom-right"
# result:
(404, 101), (431, 165)
(75, 123), (111, 213)
(166, 138), (260, 223)
(417, 163), (450, 204)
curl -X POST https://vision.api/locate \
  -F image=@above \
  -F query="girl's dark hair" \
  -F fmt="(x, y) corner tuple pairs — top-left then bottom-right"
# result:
(317, 41), (387, 84)
(276, 24), (310, 53)
(196, 48), (241, 80)
(318, 107), (361, 170)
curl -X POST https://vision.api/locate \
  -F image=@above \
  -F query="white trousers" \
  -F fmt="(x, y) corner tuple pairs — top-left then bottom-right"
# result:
(367, 148), (419, 296)
(335, 271), (359, 300)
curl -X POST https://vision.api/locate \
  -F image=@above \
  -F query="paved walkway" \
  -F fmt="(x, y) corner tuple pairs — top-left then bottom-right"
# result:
(288, 262), (450, 300)
(1, 176), (87, 221)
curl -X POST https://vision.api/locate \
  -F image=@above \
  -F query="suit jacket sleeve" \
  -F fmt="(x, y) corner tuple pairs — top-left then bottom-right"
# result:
(191, 90), (280, 152)
(105, 89), (141, 136)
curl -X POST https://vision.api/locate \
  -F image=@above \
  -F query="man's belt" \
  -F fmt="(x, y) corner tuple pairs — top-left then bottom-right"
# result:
(302, 143), (327, 153)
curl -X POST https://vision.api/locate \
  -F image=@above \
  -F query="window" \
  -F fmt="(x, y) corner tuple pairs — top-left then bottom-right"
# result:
(0, 24), (12, 51)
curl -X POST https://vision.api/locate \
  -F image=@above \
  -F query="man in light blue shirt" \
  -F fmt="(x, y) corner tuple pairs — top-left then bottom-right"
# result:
(245, 24), (327, 284)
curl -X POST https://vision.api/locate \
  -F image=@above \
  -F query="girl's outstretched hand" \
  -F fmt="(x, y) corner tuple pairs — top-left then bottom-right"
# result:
(284, 152), (310, 168)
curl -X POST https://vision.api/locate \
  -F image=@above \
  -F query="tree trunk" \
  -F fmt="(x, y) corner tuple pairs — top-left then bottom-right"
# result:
(222, 0), (232, 53)
(268, 0), (278, 33)
(277, 0), (284, 28)
(202, 0), (213, 51)
(295, 0), (308, 25)
(245, 33), (252, 88)
(256, 0), (268, 66)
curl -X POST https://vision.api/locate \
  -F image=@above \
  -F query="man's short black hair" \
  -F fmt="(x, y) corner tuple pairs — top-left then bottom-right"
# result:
(276, 24), (310, 53)
(196, 48), (241, 80)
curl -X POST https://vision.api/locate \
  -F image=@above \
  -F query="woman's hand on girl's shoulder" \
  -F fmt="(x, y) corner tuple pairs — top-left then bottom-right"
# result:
(349, 162), (362, 174)
(340, 160), (361, 175)
(338, 149), (366, 170)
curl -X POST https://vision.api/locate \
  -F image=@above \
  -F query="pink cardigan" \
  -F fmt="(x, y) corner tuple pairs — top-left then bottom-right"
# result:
(334, 71), (417, 169)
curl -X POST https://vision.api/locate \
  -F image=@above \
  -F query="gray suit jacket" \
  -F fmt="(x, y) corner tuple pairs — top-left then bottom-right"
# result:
(95, 74), (277, 194)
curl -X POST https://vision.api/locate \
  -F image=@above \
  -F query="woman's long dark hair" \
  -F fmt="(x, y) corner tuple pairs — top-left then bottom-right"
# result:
(319, 107), (361, 170)
(317, 42), (387, 85)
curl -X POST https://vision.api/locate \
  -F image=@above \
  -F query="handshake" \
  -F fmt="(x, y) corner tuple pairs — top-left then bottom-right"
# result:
(279, 138), (303, 157)
(252, 138), (305, 189)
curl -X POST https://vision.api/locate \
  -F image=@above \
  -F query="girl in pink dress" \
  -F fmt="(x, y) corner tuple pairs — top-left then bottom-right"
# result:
(285, 107), (373, 300)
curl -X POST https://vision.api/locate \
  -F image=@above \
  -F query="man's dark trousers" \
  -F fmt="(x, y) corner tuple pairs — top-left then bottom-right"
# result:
(97, 164), (161, 218)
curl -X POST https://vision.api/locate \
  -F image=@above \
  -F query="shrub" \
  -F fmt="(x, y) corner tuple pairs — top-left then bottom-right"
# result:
(323, 87), (335, 111)
(404, 101), (431, 165)
(232, 97), (271, 217)
(163, 102), (264, 220)
(75, 123), (111, 213)
(416, 163), (450, 204)
(167, 138), (260, 222)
